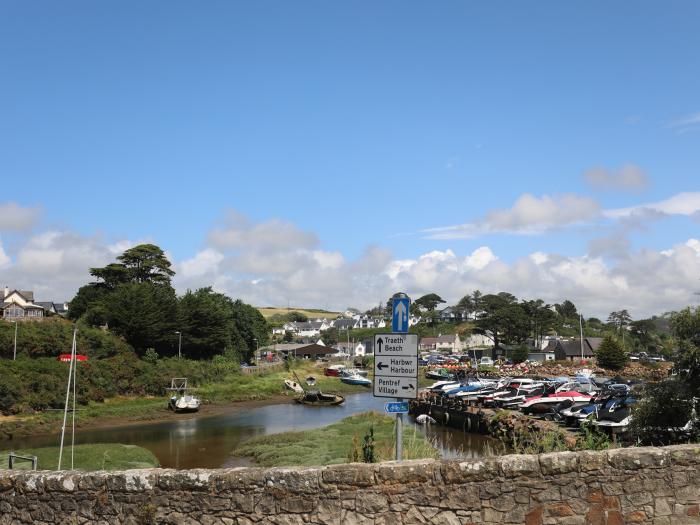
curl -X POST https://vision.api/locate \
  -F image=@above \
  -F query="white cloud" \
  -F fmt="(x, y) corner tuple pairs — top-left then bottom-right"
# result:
(583, 164), (648, 191)
(0, 202), (41, 231)
(0, 239), (11, 269)
(604, 192), (700, 219)
(424, 193), (600, 239)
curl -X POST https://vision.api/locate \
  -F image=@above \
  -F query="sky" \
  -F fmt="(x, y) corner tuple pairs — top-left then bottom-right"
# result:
(1, 1), (700, 318)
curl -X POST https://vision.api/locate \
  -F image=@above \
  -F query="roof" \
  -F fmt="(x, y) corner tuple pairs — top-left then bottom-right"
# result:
(333, 319), (356, 329)
(293, 344), (336, 356)
(35, 302), (56, 311)
(555, 337), (602, 357)
(420, 337), (438, 346)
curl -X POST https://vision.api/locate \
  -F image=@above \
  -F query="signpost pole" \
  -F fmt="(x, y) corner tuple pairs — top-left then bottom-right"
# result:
(392, 292), (410, 462)
(395, 397), (403, 461)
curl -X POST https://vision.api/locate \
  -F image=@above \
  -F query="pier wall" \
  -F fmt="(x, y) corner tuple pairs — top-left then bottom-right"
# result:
(2, 444), (700, 524)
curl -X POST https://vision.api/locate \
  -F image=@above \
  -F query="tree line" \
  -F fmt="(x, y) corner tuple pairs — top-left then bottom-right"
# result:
(69, 244), (268, 361)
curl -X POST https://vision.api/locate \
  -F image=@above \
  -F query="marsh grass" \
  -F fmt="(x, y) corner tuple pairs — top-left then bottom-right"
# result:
(232, 411), (439, 467)
(0, 443), (159, 471)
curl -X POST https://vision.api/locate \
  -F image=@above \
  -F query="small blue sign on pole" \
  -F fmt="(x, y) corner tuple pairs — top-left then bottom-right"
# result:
(392, 296), (410, 333)
(385, 402), (409, 414)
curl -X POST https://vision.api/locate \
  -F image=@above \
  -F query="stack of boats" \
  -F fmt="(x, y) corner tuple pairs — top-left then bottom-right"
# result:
(425, 372), (641, 434)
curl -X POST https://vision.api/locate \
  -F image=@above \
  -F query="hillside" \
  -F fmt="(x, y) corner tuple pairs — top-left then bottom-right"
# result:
(257, 307), (341, 320)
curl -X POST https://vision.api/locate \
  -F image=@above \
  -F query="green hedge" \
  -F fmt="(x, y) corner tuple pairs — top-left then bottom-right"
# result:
(0, 353), (234, 415)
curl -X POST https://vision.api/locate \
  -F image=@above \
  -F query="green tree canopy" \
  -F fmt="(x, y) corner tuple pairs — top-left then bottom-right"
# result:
(90, 244), (175, 288)
(595, 334), (628, 370)
(414, 293), (446, 312)
(475, 293), (529, 349)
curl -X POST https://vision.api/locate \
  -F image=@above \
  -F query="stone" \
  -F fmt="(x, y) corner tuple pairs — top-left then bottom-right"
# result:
(538, 451), (579, 475)
(625, 511), (648, 522)
(499, 454), (540, 478)
(430, 510), (461, 525)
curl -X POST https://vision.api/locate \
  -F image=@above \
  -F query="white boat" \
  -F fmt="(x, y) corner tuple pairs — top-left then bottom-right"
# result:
(166, 378), (201, 413)
(170, 394), (201, 412)
(340, 372), (372, 386)
(284, 378), (305, 394)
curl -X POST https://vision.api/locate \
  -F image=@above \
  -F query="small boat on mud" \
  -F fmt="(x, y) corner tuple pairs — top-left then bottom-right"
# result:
(166, 378), (201, 413)
(284, 378), (305, 394)
(296, 390), (345, 406)
(324, 364), (347, 377)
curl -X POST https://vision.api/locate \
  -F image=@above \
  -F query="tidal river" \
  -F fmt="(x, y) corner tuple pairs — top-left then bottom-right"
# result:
(12, 393), (500, 468)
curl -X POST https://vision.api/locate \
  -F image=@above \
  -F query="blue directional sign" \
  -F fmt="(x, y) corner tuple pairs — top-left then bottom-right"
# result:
(385, 402), (409, 414)
(392, 296), (410, 333)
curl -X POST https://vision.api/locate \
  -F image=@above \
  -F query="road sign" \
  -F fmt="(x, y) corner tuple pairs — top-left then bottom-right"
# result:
(374, 333), (418, 356)
(373, 333), (418, 399)
(375, 355), (418, 378)
(385, 401), (409, 414)
(374, 376), (418, 399)
(392, 296), (410, 333)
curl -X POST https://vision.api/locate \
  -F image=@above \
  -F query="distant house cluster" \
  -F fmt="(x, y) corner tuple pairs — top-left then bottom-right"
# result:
(1, 287), (68, 320)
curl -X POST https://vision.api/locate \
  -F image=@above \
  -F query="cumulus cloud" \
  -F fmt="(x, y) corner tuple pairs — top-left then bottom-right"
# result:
(0, 202), (41, 231)
(1, 230), (132, 301)
(423, 193), (600, 239)
(207, 209), (318, 251)
(583, 164), (648, 191)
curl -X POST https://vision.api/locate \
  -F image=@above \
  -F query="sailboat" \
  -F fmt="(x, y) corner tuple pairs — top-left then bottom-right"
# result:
(166, 378), (201, 413)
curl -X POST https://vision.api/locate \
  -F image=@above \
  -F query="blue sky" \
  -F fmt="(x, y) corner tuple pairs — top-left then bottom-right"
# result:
(1, 2), (699, 317)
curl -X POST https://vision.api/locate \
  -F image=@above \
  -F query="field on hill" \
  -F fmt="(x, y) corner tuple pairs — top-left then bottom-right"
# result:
(257, 307), (341, 319)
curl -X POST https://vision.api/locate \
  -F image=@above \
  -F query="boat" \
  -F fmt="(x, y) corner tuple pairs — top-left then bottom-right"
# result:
(296, 390), (345, 406)
(166, 378), (201, 413)
(425, 368), (455, 380)
(415, 414), (437, 425)
(324, 364), (347, 377)
(306, 376), (317, 386)
(340, 371), (372, 387)
(284, 378), (305, 394)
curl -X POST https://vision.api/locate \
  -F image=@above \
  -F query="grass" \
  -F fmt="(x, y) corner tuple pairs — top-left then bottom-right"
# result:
(257, 307), (341, 319)
(0, 443), (159, 471)
(232, 411), (439, 467)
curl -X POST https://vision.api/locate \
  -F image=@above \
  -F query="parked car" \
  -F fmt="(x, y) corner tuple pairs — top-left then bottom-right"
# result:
(479, 357), (494, 367)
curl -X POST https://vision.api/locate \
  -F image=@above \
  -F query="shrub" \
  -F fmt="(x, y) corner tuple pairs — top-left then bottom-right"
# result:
(595, 334), (628, 370)
(143, 348), (159, 364)
(512, 345), (529, 364)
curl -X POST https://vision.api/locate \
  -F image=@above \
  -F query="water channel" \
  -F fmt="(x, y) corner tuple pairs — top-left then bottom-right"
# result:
(10, 393), (501, 468)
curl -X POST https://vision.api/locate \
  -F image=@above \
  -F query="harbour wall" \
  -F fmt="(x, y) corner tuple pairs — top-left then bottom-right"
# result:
(1, 444), (700, 524)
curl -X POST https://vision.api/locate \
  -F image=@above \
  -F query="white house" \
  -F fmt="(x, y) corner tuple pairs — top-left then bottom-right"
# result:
(1, 288), (60, 320)
(462, 333), (493, 349)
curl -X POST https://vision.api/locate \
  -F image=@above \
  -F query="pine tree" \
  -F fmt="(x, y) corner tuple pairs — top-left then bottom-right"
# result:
(595, 334), (628, 370)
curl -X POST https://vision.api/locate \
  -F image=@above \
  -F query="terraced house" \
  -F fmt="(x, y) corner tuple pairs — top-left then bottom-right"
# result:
(1, 287), (66, 320)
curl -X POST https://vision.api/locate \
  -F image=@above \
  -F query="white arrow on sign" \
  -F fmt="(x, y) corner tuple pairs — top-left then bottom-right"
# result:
(373, 376), (418, 399)
(375, 356), (418, 378)
(394, 301), (407, 327)
(374, 334), (418, 356)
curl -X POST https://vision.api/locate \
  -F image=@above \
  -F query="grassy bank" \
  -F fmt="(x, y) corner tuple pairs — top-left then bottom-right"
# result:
(0, 361), (372, 439)
(0, 443), (159, 471)
(232, 411), (439, 467)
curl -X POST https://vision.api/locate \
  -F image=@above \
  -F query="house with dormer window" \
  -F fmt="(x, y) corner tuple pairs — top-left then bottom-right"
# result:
(1, 287), (64, 320)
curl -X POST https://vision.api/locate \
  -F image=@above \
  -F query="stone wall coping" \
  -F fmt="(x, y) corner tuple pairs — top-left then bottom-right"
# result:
(1, 444), (699, 493)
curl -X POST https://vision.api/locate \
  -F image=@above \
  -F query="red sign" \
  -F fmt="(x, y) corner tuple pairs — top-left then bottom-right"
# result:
(58, 354), (88, 362)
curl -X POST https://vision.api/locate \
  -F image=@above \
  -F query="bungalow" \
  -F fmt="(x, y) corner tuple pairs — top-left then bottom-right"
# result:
(419, 334), (463, 353)
(282, 320), (331, 337)
(438, 307), (466, 323)
(331, 319), (357, 331)
(547, 338), (601, 362)
(354, 315), (386, 329)
(1, 288), (62, 320)
(462, 333), (493, 349)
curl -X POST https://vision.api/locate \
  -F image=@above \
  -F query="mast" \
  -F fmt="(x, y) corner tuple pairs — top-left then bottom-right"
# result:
(58, 328), (77, 470)
(579, 314), (584, 361)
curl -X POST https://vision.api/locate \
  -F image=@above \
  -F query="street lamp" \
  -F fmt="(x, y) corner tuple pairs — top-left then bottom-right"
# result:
(11, 321), (17, 360)
(175, 331), (182, 358)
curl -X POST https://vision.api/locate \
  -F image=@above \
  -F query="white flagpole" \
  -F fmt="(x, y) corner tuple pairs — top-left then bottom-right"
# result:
(58, 329), (77, 470)
(71, 332), (77, 470)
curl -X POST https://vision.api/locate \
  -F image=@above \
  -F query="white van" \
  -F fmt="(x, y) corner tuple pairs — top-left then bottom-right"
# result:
(479, 357), (494, 366)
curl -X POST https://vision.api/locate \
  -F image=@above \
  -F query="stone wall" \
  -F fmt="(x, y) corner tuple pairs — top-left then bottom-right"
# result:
(2, 444), (700, 524)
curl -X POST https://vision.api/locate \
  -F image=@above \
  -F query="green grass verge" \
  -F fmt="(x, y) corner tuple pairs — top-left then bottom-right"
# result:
(232, 411), (439, 467)
(0, 443), (159, 471)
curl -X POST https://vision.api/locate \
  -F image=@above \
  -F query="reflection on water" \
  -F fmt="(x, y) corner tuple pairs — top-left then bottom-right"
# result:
(11, 394), (501, 468)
